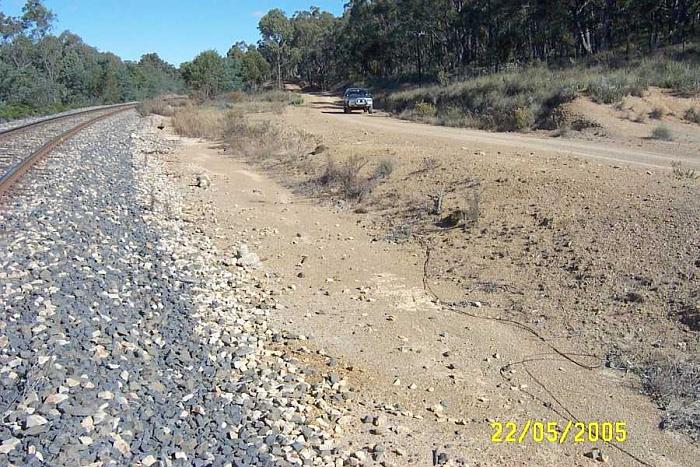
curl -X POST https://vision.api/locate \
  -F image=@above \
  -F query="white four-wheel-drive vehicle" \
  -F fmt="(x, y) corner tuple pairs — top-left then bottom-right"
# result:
(343, 88), (373, 113)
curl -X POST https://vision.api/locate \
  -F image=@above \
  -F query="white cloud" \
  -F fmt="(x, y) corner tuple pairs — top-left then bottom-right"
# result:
(251, 10), (264, 18)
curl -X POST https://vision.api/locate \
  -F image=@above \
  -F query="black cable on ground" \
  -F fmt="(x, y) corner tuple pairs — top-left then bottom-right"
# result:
(417, 236), (652, 466)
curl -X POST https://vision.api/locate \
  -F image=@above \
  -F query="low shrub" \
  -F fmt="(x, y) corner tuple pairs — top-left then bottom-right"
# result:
(257, 90), (289, 103)
(316, 155), (395, 201)
(641, 357), (700, 440)
(373, 158), (395, 179)
(289, 94), (304, 106)
(650, 125), (673, 141)
(0, 103), (36, 120)
(414, 101), (437, 116)
(649, 106), (665, 119)
(684, 107), (700, 124)
(337, 155), (369, 199)
(512, 107), (535, 131)
(437, 107), (468, 127)
(671, 161), (699, 180)
(587, 74), (644, 103)
(138, 97), (174, 117)
(570, 118), (600, 131)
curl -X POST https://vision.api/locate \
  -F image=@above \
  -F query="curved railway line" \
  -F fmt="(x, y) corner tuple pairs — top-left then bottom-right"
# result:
(0, 103), (137, 197)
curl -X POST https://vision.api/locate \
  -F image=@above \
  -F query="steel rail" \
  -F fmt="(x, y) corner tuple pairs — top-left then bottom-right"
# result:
(0, 105), (136, 196)
(0, 102), (137, 139)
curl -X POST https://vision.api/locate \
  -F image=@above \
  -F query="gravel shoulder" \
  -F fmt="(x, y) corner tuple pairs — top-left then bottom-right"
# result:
(0, 111), (355, 466)
(158, 107), (700, 466)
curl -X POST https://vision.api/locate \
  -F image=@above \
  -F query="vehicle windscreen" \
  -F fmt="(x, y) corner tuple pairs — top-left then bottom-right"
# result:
(348, 90), (369, 97)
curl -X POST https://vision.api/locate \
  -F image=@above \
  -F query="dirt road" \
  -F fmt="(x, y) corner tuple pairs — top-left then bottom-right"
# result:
(303, 93), (700, 170)
(155, 92), (700, 466)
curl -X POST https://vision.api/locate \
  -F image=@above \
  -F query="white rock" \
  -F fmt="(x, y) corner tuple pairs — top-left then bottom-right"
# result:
(111, 433), (130, 455)
(0, 437), (20, 454)
(44, 393), (69, 405)
(26, 415), (48, 428)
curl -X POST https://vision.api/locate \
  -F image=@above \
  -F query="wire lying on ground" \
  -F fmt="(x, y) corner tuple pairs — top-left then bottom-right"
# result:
(417, 236), (651, 466)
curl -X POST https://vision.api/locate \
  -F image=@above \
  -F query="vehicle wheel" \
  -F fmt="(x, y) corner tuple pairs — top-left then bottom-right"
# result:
(368, 107), (374, 114)
(344, 107), (350, 113)
(363, 108), (367, 113)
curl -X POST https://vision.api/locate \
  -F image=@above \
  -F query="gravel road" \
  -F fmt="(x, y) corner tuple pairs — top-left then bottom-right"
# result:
(305, 94), (700, 170)
(0, 112), (350, 466)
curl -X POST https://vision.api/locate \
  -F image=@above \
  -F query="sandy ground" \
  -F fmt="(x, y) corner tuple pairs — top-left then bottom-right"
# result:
(150, 93), (699, 466)
(302, 93), (700, 170)
(564, 87), (700, 150)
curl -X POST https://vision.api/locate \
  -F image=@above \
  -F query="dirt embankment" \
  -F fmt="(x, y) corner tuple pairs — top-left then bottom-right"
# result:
(150, 92), (698, 465)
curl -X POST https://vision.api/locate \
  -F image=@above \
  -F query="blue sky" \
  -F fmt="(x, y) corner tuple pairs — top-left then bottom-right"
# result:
(2, 1), (344, 65)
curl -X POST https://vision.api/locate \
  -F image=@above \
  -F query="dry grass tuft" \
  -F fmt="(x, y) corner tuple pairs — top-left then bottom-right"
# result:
(671, 161), (699, 180)
(373, 158), (395, 180)
(641, 356), (700, 440)
(314, 155), (397, 202)
(138, 97), (175, 117)
(172, 106), (226, 139)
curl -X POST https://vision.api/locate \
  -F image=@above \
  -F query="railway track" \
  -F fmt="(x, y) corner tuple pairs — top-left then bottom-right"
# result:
(0, 103), (136, 196)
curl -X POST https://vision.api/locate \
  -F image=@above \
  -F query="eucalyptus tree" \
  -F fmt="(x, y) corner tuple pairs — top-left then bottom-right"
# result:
(258, 9), (293, 89)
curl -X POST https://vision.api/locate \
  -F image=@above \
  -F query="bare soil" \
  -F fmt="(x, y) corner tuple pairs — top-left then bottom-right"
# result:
(149, 91), (699, 466)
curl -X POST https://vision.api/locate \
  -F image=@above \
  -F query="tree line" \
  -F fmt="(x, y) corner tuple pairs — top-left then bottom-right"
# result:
(244, 0), (700, 90)
(2, 0), (699, 117)
(184, 0), (700, 94)
(0, 1), (182, 118)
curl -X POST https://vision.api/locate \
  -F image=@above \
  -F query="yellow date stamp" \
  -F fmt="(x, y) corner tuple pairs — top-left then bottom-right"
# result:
(490, 420), (627, 444)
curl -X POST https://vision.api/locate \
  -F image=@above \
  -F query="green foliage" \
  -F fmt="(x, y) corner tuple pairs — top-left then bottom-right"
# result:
(0, 102), (37, 119)
(587, 73), (646, 104)
(0, 1), (183, 119)
(383, 54), (698, 132)
(239, 2), (700, 97)
(512, 107), (535, 131)
(289, 94), (304, 106)
(181, 50), (226, 99)
(258, 9), (292, 89)
(240, 46), (270, 90)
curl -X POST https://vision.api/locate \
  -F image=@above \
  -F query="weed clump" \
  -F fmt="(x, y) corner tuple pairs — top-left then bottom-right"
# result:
(650, 125), (673, 141)
(641, 357), (700, 440)
(414, 101), (437, 117)
(317, 155), (396, 202)
(671, 161), (698, 180)
(649, 106), (665, 119)
(684, 107), (700, 124)
(138, 97), (174, 117)
(373, 158), (395, 179)
(289, 94), (304, 106)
